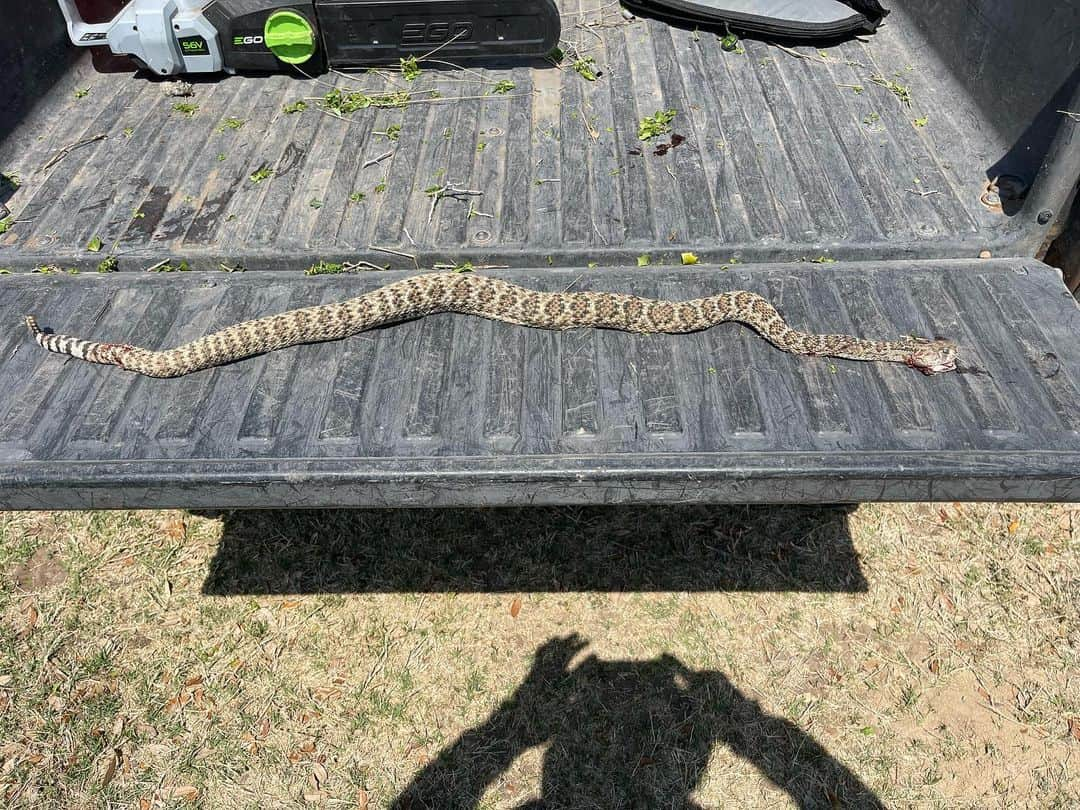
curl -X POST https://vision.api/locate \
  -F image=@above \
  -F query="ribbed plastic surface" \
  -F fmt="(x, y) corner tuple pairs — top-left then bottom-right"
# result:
(0, 10), (1013, 270)
(1, 260), (1077, 507)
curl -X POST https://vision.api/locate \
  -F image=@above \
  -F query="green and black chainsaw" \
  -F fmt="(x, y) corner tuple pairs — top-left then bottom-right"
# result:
(55, 0), (562, 75)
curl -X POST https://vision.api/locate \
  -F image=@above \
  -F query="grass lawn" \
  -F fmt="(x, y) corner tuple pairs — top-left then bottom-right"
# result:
(0, 503), (1077, 808)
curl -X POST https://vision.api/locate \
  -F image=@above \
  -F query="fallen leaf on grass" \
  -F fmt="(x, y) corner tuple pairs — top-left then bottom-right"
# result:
(163, 517), (187, 539)
(509, 597), (522, 618)
(356, 788), (370, 809)
(161, 785), (199, 802)
(22, 601), (38, 636)
(311, 762), (328, 789)
(1068, 717), (1080, 741)
(1008, 519), (1020, 534)
(304, 790), (328, 803)
(96, 748), (118, 787)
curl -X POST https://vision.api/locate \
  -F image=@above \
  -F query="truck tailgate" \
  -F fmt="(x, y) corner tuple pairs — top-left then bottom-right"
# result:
(1, 259), (1077, 508)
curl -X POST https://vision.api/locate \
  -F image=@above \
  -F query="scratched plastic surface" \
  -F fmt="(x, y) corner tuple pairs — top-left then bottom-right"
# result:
(0, 261), (1077, 507)
(0, 4), (1055, 271)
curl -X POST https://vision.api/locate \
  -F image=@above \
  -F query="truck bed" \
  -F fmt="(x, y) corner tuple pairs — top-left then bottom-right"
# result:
(1, 1), (1078, 508)
(0, 4), (1070, 270)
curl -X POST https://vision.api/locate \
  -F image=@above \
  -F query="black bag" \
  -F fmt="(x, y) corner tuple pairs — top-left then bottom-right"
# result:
(622, 0), (889, 39)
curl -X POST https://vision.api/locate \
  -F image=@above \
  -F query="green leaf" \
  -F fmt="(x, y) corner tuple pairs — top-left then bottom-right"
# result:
(719, 26), (743, 53)
(571, 57), (598, 81)
(637, 110), (677, 141)
(680, 252), (699, 265)
(400, 56), (421, 81)
(86, 235), (104, 253)
(216, 117), (245, 132)
(249, 165), (273, 184)
(637, 254), (651, 267)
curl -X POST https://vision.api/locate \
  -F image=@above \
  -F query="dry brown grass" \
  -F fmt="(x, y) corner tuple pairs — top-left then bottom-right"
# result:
(0, 503), (1077, 809)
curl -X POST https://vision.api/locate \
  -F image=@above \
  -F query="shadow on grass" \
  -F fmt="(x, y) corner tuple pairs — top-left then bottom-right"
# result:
(201, 504), (867, 594)
(393, 634), (884, 809)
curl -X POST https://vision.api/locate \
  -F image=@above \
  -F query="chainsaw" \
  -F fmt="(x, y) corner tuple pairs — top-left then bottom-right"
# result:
(54, 0), (562, 75)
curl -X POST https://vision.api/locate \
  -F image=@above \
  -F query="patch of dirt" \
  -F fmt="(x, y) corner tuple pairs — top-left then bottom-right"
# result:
(892, 669), (1044, 802)
(11, 546), (67, 592)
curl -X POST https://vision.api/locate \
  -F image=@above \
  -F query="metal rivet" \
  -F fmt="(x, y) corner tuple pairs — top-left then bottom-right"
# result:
(1037, 209), (1053, 225)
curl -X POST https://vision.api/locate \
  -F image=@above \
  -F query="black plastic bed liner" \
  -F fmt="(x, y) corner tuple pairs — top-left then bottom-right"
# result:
(0, 259), (1077, 509)
(0, 9), (1060, 272)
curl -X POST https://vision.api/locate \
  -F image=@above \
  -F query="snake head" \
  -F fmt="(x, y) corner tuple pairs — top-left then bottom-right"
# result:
(905, 339), (958, 375)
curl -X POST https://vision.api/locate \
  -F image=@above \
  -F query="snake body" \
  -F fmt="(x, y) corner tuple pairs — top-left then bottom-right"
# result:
(25, 272), (957, 377)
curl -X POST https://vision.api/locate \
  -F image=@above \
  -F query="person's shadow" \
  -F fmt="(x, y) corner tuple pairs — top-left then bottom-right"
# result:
(201, 504), (884, 806)
(393, 634), (884, 809)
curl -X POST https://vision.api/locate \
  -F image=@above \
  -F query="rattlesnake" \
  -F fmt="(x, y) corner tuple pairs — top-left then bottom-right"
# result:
(25, 272), (957, 378)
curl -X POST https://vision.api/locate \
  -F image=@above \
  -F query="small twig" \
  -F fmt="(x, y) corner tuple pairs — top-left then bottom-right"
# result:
(143, 258), (170, 272)
(419, 58), (502, 85)
(562, 275), (584, 293)
(362, 150), (394, 169)
(41, 134), (107, 172)
(426, 183), (484, 223)
(415, 28), (469, 61)
(907, 188), (941, 197)
(579, 108), (600, 141)
(769, 42), (831, 64)
(592, 220), (609, 246)
(1058, 109), (1080, 123)
(432, 263), (508, 271)
(342, 259), (387, 272)
(402, 227), (416, 246)
(369, 243), (419, 269)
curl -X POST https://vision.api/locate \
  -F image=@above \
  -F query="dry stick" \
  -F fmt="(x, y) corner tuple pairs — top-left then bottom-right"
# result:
(1058, 109), (1080, 122)
(426, 184), (484, 224)
(414, 28), (470, 62)
(41, 134), (107, 172)
(420, 58), (502, 85)
(341, 259), (386, 272)
(369, 243), (419, 270)
(769, 42), (835, 65)
(362, 150), (394, 169)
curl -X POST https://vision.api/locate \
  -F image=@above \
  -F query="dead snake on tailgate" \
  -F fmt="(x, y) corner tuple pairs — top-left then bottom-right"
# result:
(24, 272), (958, 378)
